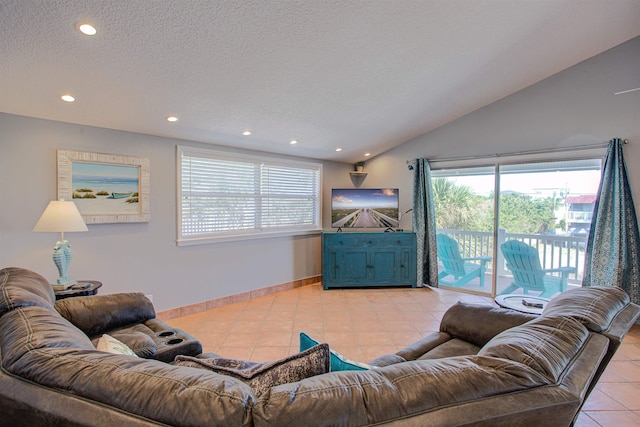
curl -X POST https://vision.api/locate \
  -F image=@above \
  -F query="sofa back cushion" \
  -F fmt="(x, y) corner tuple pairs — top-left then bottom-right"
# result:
(0, 267), (55, 316)
(543, 286), (630, 332)
(479, 315), (589, 382)
(253, 355), (548, 426)
(55, 292), (156, 337)
(0, 306), (96, 368)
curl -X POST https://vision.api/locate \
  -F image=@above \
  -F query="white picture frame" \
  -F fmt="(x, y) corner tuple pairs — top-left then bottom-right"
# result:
(57, 149), (150, 224)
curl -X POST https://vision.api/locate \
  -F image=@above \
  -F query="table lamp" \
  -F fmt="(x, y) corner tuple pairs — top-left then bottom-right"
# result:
(33, 199), (88, 289)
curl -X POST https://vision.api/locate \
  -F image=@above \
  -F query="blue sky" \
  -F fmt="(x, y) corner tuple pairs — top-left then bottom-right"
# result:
(449, 170), (601, 198)
(332, 188), (399, 209)
(72, 162), (138, 180)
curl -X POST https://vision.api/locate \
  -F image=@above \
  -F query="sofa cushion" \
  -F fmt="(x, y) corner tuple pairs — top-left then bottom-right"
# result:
(105, 329), (158, 358)
(55, 292), (155, 337)
(175, 343), (330, 396)
(0, 267), (55, 316)
(543, 286), (630, 332)
(96, 334), (139, 357)
(417, 337), (481, 360)
(299, 332), (373, 371)
(479, 315), (589, 382)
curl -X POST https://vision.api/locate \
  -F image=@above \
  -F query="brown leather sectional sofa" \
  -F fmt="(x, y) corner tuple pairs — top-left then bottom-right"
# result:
(1, 267), (638, 426)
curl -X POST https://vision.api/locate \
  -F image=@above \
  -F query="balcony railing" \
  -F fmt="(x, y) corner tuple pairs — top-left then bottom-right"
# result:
(567, 211), (593, 222)
(438, 228), (587, 285)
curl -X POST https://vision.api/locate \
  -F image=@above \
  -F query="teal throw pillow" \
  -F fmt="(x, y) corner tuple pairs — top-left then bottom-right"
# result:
(299, 332), (373, 371)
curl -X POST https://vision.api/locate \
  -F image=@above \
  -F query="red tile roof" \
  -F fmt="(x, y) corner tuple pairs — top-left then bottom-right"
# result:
(565, 195), (597, 204)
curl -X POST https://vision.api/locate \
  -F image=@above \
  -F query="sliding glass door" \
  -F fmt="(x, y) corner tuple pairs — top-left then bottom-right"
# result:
(496, 160), (601, 296)
(431, 166), (495, 296)
(432, 159), (601, 297)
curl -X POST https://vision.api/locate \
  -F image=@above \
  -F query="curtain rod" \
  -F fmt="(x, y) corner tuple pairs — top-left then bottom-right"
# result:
(407, 139), (629, 166)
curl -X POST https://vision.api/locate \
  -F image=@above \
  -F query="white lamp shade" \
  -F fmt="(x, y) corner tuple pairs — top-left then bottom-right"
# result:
(33, 200), (88, 233)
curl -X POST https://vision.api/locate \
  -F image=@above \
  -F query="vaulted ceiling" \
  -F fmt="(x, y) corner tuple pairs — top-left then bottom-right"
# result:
(1, 0), (639, 163)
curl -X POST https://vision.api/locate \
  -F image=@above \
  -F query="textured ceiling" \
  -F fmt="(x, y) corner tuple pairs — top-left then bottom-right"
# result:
(1, 0), (639, 163)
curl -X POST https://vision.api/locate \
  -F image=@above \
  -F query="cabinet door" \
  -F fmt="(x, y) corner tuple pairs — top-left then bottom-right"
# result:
(338, 248), (370, 282)
(323, 248), (339, 285)
(370, 248), (399, 283)
(397, 248), (414, 282)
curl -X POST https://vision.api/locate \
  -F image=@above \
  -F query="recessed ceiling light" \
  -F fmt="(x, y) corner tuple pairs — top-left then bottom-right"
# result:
(290, 140), (298, 145)
(364, 153), (371, 157)
(242, 130), (252, 136)
(78, 23), (97, 36)
(166, 116), (179, 122)
(60, 94), (75, 102)
(335, 148), (342, 152)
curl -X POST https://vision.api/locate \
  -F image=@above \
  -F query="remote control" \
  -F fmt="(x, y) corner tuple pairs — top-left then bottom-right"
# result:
(522, 299), (544, 309)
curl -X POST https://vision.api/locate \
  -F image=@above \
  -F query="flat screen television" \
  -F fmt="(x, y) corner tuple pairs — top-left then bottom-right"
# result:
(331, 188), (399, 229)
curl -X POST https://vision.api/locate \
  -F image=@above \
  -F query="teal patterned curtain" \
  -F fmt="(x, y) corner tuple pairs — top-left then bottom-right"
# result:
(583, 138), (640, 305)
(412, 158), (439, 287)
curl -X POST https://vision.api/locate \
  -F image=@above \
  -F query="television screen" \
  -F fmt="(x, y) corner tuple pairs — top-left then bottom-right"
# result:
(331, 188), (399, 228)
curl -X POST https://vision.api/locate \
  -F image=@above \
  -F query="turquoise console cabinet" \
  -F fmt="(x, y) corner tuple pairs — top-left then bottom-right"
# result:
(322, 232), (417, 289)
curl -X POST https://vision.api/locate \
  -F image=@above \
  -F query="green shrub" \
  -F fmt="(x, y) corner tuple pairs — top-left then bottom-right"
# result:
(75, 188), (93, 193)
(125, 197), (139, 203)
(82, 193), (96, 199)
(96, 190), (109, 196)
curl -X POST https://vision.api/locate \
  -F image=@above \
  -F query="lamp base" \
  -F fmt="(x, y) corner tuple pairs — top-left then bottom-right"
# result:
(51, 280), (77, 291)
(52, 239), (76, 290)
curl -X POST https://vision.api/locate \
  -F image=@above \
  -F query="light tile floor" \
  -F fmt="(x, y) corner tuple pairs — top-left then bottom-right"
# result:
(168, 283), (640, 426)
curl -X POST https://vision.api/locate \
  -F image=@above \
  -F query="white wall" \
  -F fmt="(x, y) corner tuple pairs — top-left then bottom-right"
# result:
(0, 113), (350, 311)
(368, 36), (640, 220)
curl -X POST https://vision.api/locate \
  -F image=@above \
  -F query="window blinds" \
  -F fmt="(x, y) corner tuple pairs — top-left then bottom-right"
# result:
(178, 147), (321, 244)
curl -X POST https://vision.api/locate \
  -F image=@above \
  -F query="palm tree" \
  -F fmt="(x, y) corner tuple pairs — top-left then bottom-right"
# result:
(432, 178), (484, 230)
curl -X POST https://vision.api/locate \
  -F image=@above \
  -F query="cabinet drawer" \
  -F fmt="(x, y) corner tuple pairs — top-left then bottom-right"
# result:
(324, 233), (413, 247)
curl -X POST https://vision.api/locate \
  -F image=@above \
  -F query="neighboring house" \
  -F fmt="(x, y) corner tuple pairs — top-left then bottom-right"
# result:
(564, 195), (597, 250)
(565, 195), (597, 235)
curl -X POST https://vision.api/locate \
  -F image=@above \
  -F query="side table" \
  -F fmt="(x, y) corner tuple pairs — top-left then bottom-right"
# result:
(54, 280), (102, 300)
(494, 294), (549, 315)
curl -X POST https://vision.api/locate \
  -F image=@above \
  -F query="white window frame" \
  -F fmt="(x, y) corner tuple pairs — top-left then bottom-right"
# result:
(177, 146), (322, 246)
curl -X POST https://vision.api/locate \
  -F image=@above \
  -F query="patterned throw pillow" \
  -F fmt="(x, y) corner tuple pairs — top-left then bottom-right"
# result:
(96, 333), (139, 357)
(299, 332), (374, 371)
(174, 343), (330, 396)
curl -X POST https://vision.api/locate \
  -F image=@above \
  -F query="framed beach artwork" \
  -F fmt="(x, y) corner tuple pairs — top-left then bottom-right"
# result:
(57, 150), (150, 224)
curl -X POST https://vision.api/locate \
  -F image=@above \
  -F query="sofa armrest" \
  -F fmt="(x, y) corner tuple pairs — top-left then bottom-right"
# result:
(141, 318), (203, 362)
(368, 353), (407, 367)
(440, 302), (536, 347)
(55, 293), (155, 337)
(394, 331), (453, 361)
